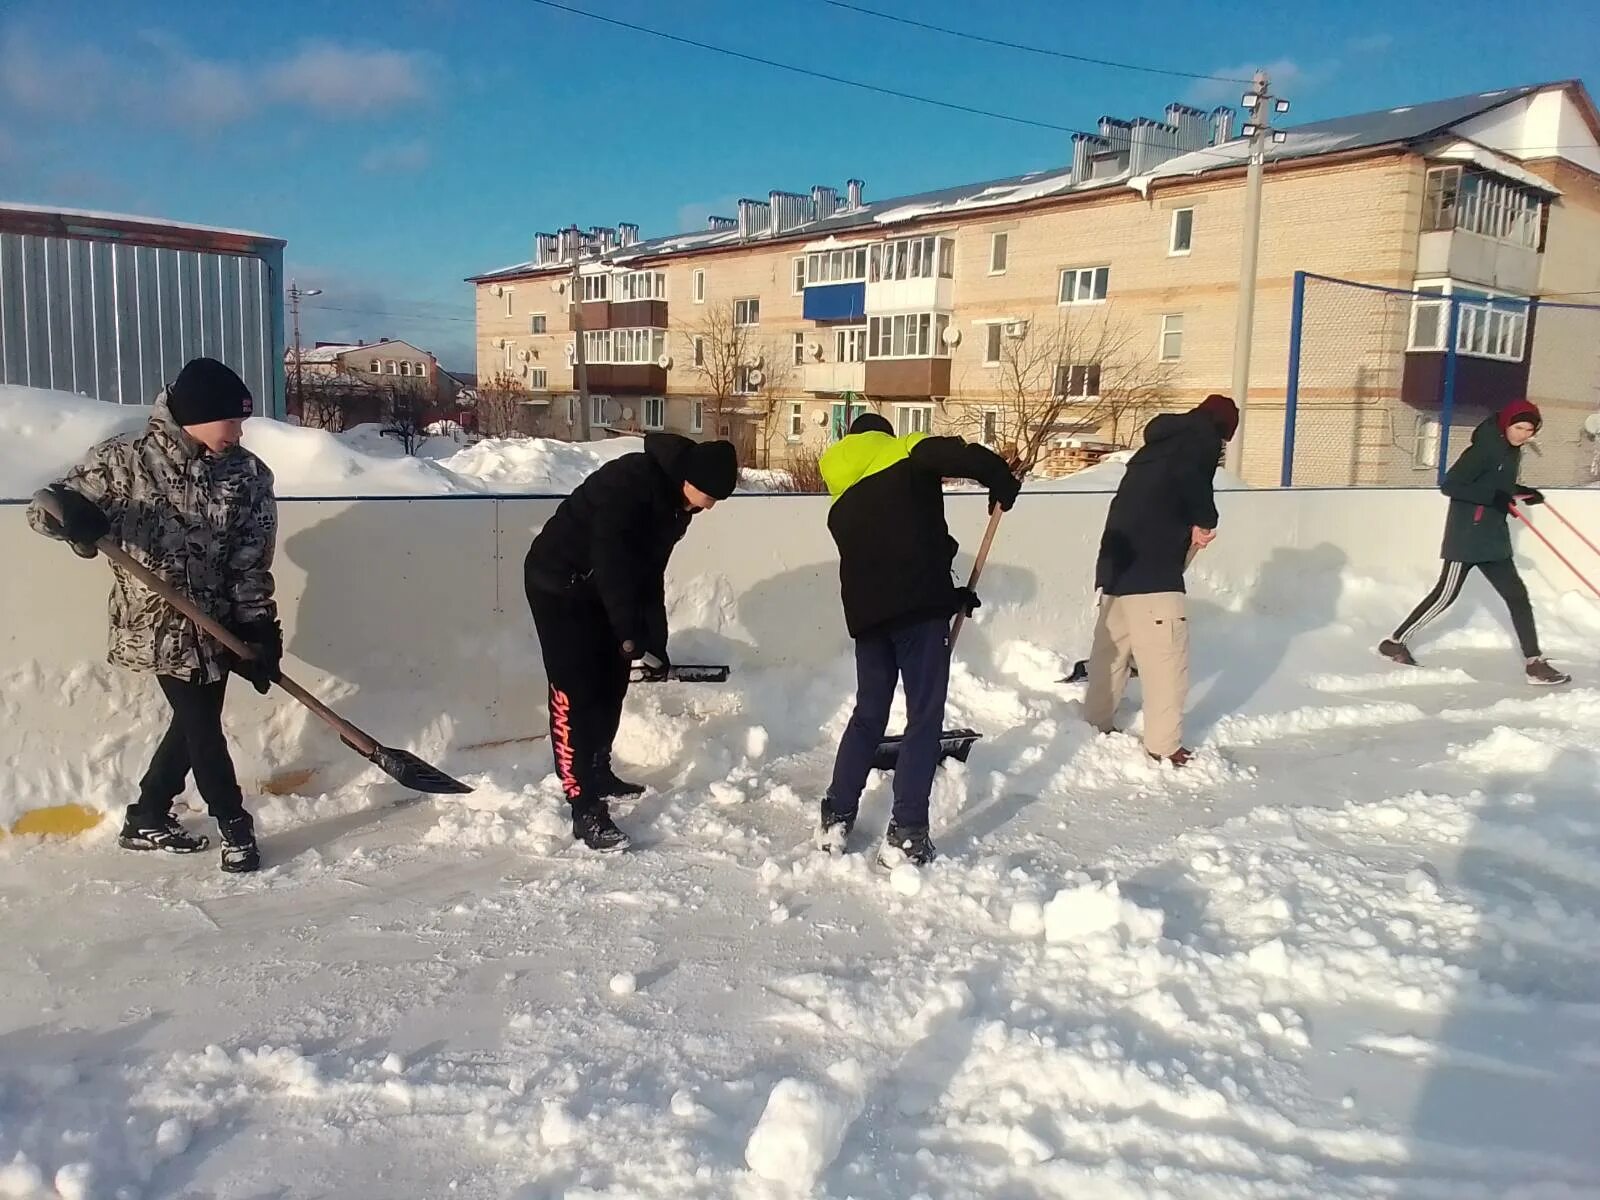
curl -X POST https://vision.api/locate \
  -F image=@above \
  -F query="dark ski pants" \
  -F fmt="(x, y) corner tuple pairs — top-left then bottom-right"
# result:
(131, 674), (250, 829)
(528, 584), (630, 812)
(1394, 558), (1541, 658)
(827, 616), (952, 830)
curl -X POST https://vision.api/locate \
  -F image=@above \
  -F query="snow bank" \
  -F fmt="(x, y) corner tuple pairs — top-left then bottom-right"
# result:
(1028, 448), (1252, 492)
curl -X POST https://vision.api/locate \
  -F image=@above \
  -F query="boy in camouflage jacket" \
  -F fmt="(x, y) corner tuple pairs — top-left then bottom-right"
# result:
(28, 358), (280, 872)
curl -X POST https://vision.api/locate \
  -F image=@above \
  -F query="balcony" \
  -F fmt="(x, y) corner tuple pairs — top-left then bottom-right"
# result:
(580, 300), (611, 330)
(1416, 230), (1540, 294)
(610, 299), (668, 328)
(866, 275), (955, 315)
(864, 358), (951, 398)
(866, 234), (956, 315)
(803, 283), (866, 322)
(805, 361), (865, 395)
(585, 363), (666, 393)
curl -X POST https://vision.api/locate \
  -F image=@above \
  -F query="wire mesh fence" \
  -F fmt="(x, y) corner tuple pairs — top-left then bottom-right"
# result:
(1282, 272), (1600, 487)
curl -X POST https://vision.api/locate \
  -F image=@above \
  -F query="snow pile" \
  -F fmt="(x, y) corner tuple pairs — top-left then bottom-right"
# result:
(0, 386), (783, 498)
(1031, 449), (1253, 492)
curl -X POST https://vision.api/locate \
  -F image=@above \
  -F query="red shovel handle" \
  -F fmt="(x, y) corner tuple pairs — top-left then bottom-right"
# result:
(1512, 504), (1600, 601)
(1543, 500), (1600, 563)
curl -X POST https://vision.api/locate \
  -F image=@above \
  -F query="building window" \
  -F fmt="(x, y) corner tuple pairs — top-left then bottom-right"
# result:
(1053, 363), (1102, 399)
(415, 362), (428, 378)
(530, 368), (548, 390)
(387, 359), (400, 375)
(1059, 266), (1110, 305)
(399, 361), (412, 376)
(990, 232), (1008, 274)
(1407, 280), (1529, 362)
(866, 313), (951, 359)
(643, 396), (665, 430)
(805, 246), (869, 285)
(982, 408), (1000, 446)
(734, 297), (760, 326)
(1169, 208), (1194, 255)
(501, 344), (512, 371)
(1160, 314), (1184, 361)
(566, 395), (578, 425)
(504, 288), (514, 318)
(793, 257), (806, 295)
(734, 365), (759, 395)
(369, 359), (379, 373)
(835, 326), (867, 363)
(896, 404), (933, 436)
(584, 328), (667, 365)
(792, 332), (806, 366)
(787, 402), (804, 441)
(531, 314), (548, 334)
(830, 400), (867, 441)
(693, 269), (706, 303)
(693, 336), (706, 367)
(1414, 414), (1441, 470)
(984, 323), (1004, 366)
(1424, 165), (1544, 248)
(592, 394), (608, 426)
(580, 274), (610, 303)
(616, 270), (666, 301)
(870, 235), (955, 283)
(691, 399), (704, 433)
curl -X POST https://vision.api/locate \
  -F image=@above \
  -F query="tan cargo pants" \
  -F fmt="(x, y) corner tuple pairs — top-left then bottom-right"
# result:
(1083, 592), (1189, 757)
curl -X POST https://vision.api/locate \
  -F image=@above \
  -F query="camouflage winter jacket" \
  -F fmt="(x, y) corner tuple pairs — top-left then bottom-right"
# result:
(27, 394), (278, 682)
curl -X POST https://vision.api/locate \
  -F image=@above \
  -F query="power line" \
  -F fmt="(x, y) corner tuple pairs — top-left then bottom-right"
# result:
(824, 0), (1253, 85)
(526, 0), (1083, 134)
(304, 301), (477, 324)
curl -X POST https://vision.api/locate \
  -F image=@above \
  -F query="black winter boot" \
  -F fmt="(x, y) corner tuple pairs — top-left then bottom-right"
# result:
(572, 805), (631, 853)
(119, 813), (210, 854)
(592, 755), (647, 799)
(879, 823), (936, 868)
(814, 798), (855, 855)
(218, 815), (260, 874)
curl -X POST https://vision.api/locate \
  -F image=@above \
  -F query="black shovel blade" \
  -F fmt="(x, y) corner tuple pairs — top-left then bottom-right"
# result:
(871, 727), (982, 772)
(1062, 659), (1136, 684)
(631, 663), (731, 684)
(365, 743), (474, 794)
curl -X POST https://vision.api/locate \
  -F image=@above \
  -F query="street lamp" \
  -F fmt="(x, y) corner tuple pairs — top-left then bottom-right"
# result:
(289, 281), (324, 414)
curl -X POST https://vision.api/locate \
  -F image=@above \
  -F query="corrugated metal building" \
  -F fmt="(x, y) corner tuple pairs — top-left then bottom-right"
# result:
(0, 203), (287, 417)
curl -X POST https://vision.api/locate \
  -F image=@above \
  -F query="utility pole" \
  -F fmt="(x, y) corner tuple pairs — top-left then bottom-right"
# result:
(287, 279), (321, 418)
(567, 227), (593, 442)
(1226, 71), (1290, 477)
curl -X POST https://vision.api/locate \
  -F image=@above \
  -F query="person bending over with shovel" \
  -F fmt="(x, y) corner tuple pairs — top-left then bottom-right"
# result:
(524, 433), (738, 853)
(1379, 399), (1570, 686)
(817, 413), (1020, 867)
(27, 358), (278, 873)
(1085, 393), (1237, 768)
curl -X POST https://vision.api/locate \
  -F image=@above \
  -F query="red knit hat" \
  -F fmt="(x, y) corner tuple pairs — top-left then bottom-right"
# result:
(1497, 398), (1542, 435)
(1193, 393), (1239, 441)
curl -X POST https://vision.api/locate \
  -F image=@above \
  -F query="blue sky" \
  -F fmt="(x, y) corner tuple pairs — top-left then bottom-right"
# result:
(3, 0), (1595, 370)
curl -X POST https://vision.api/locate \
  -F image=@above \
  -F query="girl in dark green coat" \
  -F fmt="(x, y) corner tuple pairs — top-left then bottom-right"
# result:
(1380, 399), (1571, 686)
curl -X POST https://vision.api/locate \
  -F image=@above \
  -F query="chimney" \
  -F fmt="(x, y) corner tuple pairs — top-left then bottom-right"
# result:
(736, 198), (771, 240)
(769, 190), (810, 233)
(1070, 132), (1107, 185)
(1165, 103), (1211, 152)
(707, 215), (737, 232)
(617, 222), (640, 247)
(1129, 118), (1182, 175)
(558, 225), (584, 261)
(588, 225), (617, 251)
(533, 232), (560, 266)
(846, 178), (865, 209)
(1211, 106), (1236, 143)
(810, 185), (837, 220)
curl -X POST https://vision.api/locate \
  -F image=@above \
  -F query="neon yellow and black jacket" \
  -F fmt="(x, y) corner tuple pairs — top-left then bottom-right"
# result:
(820, 429), (1015, 638)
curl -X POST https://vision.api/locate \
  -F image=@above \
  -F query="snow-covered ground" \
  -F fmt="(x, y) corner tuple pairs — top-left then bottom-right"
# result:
(4, 555), (1600, 1197)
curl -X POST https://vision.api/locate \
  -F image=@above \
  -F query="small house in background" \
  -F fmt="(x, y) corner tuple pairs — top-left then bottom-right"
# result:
(0, 202), (286, 416)
(284, 338), (467, 428)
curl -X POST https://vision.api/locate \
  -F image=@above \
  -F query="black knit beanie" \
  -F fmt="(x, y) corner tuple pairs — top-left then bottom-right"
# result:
(681, 439), (739, 499)
(168, 358), (253, 427)
(850, 412), (894, 436)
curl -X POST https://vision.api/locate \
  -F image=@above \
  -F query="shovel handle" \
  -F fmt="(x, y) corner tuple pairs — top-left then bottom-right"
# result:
(33, 488), (381, 756)
(1543, 499), (1600, 562)
(950, 505), (1005, 650)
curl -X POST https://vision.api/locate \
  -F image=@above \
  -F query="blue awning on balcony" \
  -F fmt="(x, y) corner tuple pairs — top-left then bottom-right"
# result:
(804, 282), (866, 322)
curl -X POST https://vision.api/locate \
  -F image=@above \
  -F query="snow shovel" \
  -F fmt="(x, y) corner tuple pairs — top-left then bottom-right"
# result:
(1061, 541), (1204, 682)
(36, 491), (472, 795)
(631, 654), (729, 684)
(870, 507), (1003, 771)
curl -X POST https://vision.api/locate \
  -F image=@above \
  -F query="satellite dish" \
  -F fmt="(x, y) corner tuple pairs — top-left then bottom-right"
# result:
(1585, 412), (1600, 437)
(814, 410), (828, 426)
(621, 406), (634, 421)
(657, 354), (673, 369)
(747, 369), (765, 388)
(942, 325), (962, 347)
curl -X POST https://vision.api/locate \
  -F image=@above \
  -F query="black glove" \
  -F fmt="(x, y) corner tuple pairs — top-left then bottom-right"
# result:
(1492, 490), (1515, 513)
(40, 485), (110, 555)
(988, 472), (1022, 514)
(1515, 488), (1546, 506)
(954, 587), (982, 618)
(231, 618), (283, 695)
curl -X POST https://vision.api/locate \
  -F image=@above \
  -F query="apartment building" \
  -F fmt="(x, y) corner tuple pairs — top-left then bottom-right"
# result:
(468, 80), (1600, 485)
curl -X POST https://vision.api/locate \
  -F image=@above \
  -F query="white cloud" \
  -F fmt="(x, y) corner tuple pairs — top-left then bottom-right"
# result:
(0, 27), (112, 120)
(267, 43), (431, 115)
(360, 139), (432, 173)
(1186, 58), (1305, 106)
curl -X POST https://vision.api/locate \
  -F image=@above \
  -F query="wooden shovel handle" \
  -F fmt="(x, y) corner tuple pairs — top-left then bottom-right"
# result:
(949, 505), (1004, 651)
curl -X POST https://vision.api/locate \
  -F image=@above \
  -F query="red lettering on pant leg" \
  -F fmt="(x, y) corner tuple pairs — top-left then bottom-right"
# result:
(550, 687), (581, 800)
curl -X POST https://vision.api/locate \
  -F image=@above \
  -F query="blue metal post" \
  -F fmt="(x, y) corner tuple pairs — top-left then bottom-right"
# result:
(1437, 296), (1462, 488)
(1280, 271), (1307, 486)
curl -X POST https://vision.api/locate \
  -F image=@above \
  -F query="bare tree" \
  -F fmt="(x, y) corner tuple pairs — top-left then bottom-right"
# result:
(679, 301), (793, 464)
(473, 371), (541, 439)
(296, 375), (367, 434)
(961, 310), (1175, 475)
(380, 379), (436, 456)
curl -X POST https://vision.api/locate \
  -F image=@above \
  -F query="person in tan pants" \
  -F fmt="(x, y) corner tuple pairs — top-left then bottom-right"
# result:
(1085, 395), (1237, 767)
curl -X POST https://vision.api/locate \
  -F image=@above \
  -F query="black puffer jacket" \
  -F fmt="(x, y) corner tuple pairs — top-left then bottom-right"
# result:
(524, 434), (698, 651)
(1439, 417), (1523, 563)
(1095, 411), (1221, 596)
